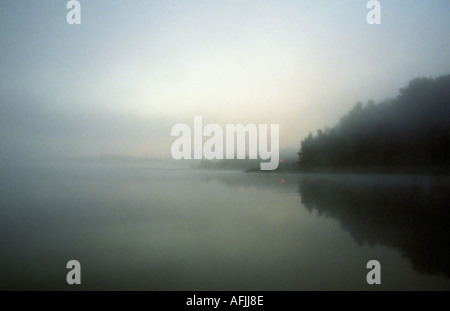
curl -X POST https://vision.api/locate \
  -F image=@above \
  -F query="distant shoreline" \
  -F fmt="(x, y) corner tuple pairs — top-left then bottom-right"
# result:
(245, 165), (450, 176)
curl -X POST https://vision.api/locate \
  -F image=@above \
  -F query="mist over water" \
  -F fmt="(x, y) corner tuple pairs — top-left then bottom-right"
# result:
(1, 1), (449, 293)
(1, 160), (449, 290)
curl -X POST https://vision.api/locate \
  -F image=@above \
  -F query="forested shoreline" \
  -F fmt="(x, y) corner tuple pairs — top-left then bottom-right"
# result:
(298, 75), (450, 172)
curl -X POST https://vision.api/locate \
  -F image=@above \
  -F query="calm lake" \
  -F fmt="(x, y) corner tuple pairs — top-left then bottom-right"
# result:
(1, 160), (449, 290)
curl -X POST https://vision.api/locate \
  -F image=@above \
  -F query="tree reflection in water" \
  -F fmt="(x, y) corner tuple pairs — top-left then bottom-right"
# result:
(298, 175), (450, 278)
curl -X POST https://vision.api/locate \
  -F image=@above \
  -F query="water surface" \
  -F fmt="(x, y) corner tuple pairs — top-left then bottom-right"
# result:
(1, 161), (449, 290)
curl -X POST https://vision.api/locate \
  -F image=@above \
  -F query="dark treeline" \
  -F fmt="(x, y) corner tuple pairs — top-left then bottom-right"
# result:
(298, 75), (450, 169)
(298, 175), (450, 278)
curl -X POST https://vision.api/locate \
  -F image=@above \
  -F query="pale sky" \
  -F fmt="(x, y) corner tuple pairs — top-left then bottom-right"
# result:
(1, 1), (449, 160)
